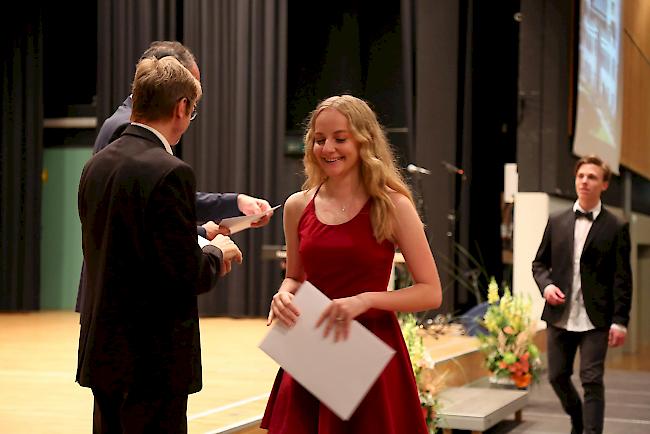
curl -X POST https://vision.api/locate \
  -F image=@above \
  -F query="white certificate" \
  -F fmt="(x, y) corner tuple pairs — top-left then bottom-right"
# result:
(219, 204), (282, 234)
(258, 281), (395, 420)
(198, 235), (210, 248)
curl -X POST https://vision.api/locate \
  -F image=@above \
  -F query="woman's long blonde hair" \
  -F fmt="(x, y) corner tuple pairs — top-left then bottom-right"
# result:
(302, 95), (416, 242)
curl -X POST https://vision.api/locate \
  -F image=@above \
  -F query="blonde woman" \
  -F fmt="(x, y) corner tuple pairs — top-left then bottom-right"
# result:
(261, 95), (442, 433)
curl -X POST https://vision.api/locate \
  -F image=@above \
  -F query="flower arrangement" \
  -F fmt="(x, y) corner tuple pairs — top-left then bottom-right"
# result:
(477, 278), (542, 388)
(400, 313), (445, 433)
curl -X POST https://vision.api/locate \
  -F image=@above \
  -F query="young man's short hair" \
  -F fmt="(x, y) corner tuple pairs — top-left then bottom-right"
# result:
(574, 155), (611, 183)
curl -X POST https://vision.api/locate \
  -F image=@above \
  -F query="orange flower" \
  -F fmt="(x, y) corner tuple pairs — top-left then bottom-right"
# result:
(503, 326), (514, 335)
(512, 372), (532, 388)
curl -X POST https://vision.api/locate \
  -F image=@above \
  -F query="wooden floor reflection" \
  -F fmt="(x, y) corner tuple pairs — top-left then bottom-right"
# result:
(607, 343), (650, 372)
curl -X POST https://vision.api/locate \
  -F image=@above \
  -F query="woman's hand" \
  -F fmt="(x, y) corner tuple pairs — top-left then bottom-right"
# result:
(267, 291), (300, 327)
(315, 294), (370, 342)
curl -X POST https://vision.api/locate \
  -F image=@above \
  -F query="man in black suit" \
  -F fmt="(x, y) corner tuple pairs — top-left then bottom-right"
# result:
(76, 40), (272, 312)
(77, 56), (243, 433)
(532, 155), (632, 434)
(95, 40), (272, 237)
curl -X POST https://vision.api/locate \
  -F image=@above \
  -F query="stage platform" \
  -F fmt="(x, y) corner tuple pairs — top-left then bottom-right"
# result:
(0, 312), (277, 434)
(0, 311), (491, 434)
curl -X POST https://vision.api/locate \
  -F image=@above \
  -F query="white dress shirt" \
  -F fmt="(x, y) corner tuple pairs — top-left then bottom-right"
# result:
(131, 122), (174, 156)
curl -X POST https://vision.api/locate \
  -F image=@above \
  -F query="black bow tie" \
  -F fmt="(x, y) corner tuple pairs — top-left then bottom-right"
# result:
(575, 210), (594, 221)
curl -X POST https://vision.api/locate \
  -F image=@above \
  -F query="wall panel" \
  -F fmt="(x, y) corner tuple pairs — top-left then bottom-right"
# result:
(620, 0), (650, 180)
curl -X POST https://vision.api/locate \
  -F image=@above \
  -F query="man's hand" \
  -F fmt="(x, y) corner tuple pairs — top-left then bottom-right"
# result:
(543, 284), (566, 306)
(201, 221), (230, 240)
(209, 234), (243, 276)
(609, 326), (627, 347)
(237, 194), (273, 228)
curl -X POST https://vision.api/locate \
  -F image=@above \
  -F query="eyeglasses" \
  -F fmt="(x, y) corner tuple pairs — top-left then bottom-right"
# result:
(183, 97), (198, 121)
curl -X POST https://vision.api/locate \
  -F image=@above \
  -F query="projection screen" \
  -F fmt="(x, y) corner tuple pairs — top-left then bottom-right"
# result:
(573, 0), (624, 174)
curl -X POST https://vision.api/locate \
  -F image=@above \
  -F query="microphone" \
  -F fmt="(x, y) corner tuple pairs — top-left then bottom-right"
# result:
(441, 160), (467, 179)
(406, 163), (432, 175)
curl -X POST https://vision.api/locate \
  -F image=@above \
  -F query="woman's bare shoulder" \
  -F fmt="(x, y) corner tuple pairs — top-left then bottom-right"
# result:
(386, 189), (412, 209)
(284, 189), (315, 216)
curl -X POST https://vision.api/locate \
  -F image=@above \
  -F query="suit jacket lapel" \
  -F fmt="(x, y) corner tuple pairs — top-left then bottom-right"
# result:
(583, 206), (607, 253)
(561, 209), (576, 267)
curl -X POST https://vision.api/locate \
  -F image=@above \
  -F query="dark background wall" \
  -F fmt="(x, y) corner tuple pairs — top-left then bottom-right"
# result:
(284, 0), (410, 180)
(43, 1), (97, 118)
(465, 0), (521, 312)
(3, 0), (649, 313)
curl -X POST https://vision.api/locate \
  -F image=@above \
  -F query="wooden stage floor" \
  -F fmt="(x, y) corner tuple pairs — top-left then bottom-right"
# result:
(4, 312), (646, 433)
(0, 312), (278, 434)
(0, 311), (482, 434)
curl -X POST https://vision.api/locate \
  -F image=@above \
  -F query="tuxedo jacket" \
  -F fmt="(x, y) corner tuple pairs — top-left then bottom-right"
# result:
(93, 96), (240, 223)
(77, 125), (223, 395)
(532, 206), (632, 328)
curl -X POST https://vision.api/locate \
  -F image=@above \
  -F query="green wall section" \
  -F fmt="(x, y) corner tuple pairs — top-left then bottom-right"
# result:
(40, 148), (92, 309)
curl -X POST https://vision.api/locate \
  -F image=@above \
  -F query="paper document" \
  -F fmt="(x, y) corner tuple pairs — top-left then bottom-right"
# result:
(219, 204), (282, 234)
(258, 281), (395, 420)
(198, 235), (210, 248)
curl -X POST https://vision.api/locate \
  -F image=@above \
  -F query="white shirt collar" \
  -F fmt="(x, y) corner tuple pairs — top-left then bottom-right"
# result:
(573, 200), (602, 220)
(131, 122), (173, 156)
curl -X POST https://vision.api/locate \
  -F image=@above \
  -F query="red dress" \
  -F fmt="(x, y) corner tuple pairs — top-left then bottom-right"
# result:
(261, 195), (428, 433)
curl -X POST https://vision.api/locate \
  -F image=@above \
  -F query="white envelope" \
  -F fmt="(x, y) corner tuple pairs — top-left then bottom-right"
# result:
(219, 204), (282, 234)
(258, 281), (396, 420)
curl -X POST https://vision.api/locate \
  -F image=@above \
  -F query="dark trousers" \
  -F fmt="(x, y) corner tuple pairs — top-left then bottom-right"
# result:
(92, 388), (188, 434)
(547, 325), (609, 434)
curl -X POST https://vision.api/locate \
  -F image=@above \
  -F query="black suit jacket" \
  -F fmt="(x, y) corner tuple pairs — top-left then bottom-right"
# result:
(75, 97), (242, 312)
(77, 125), (223, 395)
(532, 206), (632, 328)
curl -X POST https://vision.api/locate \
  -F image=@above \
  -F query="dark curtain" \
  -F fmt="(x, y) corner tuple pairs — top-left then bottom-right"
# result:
(183, 0), (292, 317)
(96, 0), (179, 128)
(466, 0), (520, 296)
(0, 7), (43, 310)
(410, 0), (461, 316)
(400, 0), (415, 163)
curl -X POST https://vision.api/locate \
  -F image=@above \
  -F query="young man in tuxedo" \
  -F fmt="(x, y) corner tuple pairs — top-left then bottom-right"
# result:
(532, 155), (632, 434)
(77, 56), (243, 433)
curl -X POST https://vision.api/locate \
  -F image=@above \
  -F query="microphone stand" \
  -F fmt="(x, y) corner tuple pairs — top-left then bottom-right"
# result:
(446, 172), (456, 312)
(443, 163), (468, 313)
(411, 172), (429, 241)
